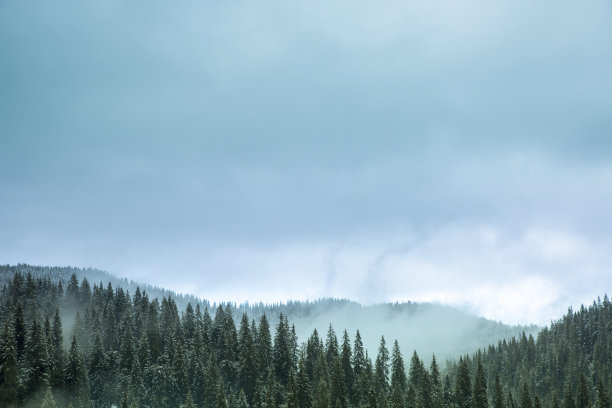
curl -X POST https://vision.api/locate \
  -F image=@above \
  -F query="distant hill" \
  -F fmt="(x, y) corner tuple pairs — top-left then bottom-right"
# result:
(0, 264), (537, 362)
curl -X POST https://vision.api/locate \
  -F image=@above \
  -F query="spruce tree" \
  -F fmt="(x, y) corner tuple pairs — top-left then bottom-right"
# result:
(472, 359), (488, 408)
(182, 390), (197, 408)
(576, 374), (589, 408)
(374, 336), (390, 397)
(0, 320), (18, 406)
(41, 384), (58, 408)
(65, 335), (89, 406)
(121, 389), (129, 408)
(13, 302), (26, 360)
(534, 396), (542, 408)
(273, 313), (291, 386)
(563, 383), (575, 408)
(390, 340), (407, 398)
(296, 356), (312, 408)
(25, 319), (49, 396)
(217, 379), (228, 408)
(443, 375), (454, 408)
(49, 309), (64, 387)
(455, 357), (472, 408)
(341, 330), (354, 398)
(597, 380), (610, 408)
(520, 382), (532, 408)
(238, 313), (257, 402)
(431, 356), (443, 408)
(493, 374), (505, 408)
(314, 378), (331, 408)
(330, 357), (348, 408)
(258, 314), (273, 377)
(325, 325), (339, 366)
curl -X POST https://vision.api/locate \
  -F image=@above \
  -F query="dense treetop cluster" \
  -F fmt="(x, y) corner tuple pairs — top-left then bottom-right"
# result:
(0, 271), (610, 408)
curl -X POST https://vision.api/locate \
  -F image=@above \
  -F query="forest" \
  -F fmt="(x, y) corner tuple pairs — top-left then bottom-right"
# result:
(0, 270), (610, 408)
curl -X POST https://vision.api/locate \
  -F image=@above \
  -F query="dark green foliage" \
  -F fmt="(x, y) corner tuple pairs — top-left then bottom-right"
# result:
(391, 340), (407, 395)
(273, 314), (292, 386)
(563, 383), (575, 408)
(1, 269), (610, 408)
(430, 356), (443, 408)
(576, 374), (589, 408)
(493, 375), (505, 408)
(471, 359), (487, 408)
(24, 319), (50, 397)
(597, 380), (610, 408)
(375, 336), (390, 397)
(0, 320), (19, 406)
(64, 335), (89, 406)
(455, 357), (472, 408)
(520, 382), (532, 408)
(40, 384), (57, 408)
(238, 313), (258, 403)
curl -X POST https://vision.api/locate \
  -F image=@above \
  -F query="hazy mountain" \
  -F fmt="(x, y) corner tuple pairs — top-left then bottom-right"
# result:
(0, 264), (537, 362)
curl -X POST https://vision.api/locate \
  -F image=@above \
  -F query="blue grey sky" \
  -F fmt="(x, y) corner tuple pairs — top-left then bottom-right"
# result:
(1, 0), (611, 324)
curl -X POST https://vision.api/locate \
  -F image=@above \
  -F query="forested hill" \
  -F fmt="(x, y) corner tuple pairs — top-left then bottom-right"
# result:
(0, 264), (537, 363)
(444, 296), (612, 408)
(0, 270), (610, 408)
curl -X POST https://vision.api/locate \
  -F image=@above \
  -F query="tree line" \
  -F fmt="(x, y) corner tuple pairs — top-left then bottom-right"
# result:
(0, 272), (610, 408)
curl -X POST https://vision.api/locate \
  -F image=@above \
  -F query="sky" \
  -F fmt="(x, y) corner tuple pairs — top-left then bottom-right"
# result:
(1, 0), (612, 325)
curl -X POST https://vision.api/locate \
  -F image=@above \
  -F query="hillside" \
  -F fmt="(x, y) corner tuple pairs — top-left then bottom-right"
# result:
(0, 264), (536, 362)
(0, 268), (609, 408)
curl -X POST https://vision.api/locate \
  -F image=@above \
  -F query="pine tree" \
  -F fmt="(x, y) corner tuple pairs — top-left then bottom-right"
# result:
(597, 380), (610, 408)
(287, 369), (299, 408)
(325, 325), (339, 366)
(25, 319), (49, 396)
(258, 314), (273, 377)
(563, 383), (575, 408)
(0, 320), (18, 406)
(235, 390), (249, 408)
(238, 313), (257, 402)
(41, 384), (58, 408)
(182, 391), (197, 408)
(341, 330), (354, 399)
(273, 313), (292, 386)
(217, 379), (228, 408)
(297, 356), (312, 408)
(520, 382), (532, 408)
(430, 356), (443, 408)
(330, 356), (348, 408)
(65, 335), (89, 406)
(493, 374), (505, 408)
(49, 309), (64, 387)
(443, 375), (454, 408)
(534, 396), (542, 408)
(375, 336), (390, 397)
(472, 359), (488, 408)
(314, 378), (331, 408)
(391, 340), (408, 399)
(121, 389), (129, 408)
(455, 357), (472, 408)
(13, 302), (26, 360)
(576, 374), (589, 408)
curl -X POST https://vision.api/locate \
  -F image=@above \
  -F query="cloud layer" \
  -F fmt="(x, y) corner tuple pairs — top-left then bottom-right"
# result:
(1, 0), (611, 325)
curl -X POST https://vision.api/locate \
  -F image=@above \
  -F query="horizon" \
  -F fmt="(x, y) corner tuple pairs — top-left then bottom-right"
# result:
(2, 262), (600, 329)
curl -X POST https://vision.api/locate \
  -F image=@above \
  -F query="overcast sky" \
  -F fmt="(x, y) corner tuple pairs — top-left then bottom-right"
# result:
(1, 0), (612, 325)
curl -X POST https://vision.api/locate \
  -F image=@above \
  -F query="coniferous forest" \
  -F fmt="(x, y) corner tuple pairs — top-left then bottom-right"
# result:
(0, 270), (610, 408)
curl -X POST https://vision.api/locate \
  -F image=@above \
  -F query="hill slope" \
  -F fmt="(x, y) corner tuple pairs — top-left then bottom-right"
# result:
(0, 267), (609, 408)
(0, 264), (536, 362)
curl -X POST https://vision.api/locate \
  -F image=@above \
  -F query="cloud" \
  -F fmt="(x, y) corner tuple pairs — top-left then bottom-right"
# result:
(1, 0), (611, 325)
